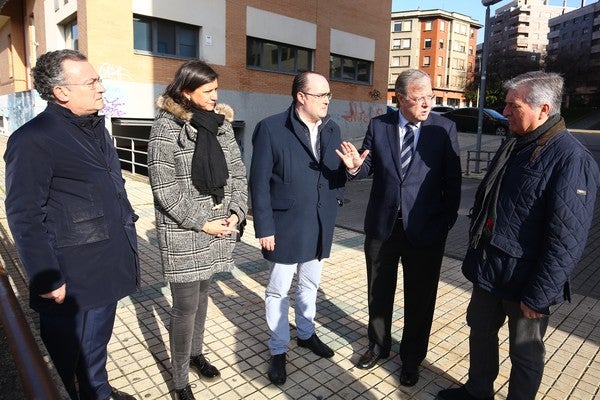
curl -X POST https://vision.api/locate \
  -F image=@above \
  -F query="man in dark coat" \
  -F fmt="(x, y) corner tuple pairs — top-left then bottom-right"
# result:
(337, 69), (462, 387)
(438, 72), (599, 400)
(249, 72), (347, 385)
(4, 50), (139, 400)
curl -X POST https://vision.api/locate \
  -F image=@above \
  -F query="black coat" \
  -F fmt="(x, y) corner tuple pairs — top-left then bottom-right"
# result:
(4, 103), (139, 314)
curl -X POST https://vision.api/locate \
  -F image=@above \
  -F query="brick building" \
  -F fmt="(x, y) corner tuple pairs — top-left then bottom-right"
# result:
(389, 9), (481, 108)
(0, 0), (391, 172)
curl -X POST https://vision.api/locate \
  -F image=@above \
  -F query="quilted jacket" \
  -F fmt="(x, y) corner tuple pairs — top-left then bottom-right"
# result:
(148, 97), (247, 283)
(462, 128), (599, 314)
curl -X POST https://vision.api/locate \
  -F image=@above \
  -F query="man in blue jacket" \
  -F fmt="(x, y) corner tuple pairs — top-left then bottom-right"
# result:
(4, 50), (139, 400)
(438, 72), (599, 400)
(249, 72), (347, 385)
(337, 69), (461, 387)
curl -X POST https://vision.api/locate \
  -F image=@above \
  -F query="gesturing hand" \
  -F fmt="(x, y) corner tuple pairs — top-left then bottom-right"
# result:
(335, 141), (369, 173)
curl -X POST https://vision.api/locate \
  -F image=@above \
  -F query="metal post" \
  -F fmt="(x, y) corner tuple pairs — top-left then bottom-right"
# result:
(477, 0), (503, 173)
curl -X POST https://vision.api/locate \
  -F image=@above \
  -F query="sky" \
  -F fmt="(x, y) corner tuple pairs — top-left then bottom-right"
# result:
(391, 0), (589, 41)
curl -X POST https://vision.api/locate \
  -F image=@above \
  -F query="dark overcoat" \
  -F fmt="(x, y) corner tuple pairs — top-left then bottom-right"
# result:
(249, 106), (346, 263)
(4, 103), (139, 315)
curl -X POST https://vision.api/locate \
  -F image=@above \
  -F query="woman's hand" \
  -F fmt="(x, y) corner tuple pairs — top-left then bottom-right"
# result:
(202, 219), (239, 237)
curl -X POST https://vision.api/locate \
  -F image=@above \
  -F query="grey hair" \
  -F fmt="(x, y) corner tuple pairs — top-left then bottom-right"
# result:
(503, 71), (563, 115)
(32, 50), (87, 102)
(394, 69), (431, 96)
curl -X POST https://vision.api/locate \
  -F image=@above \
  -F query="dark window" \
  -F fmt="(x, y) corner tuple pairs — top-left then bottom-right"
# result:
(330, 54), (372, 84)
(133, 15), (198, 58)
(246, 37), (312, 74)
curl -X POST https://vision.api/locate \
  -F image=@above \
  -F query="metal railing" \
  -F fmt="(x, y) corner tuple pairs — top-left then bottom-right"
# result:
(465, 149), (495, 175)
(0, 258), (62, 399)
(112, 135), (149, 176)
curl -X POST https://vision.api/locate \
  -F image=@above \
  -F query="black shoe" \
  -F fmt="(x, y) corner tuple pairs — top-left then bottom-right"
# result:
(355, 346), (389, 370)
(190, 354), (220, 379)
(268, 353), (287, 385)
(400, 369), (419, 387)
(438, 387), (494, 400)
(297, 333), (334, 358)
(175, 384), (196, 400)
(103, 389), (137, 400)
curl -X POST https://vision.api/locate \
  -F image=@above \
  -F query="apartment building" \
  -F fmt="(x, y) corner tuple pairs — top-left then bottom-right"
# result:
(488, 0), (574, 65)
(0, 0), (391, 172)
(547, 0), (600, 97)
(389, 9), (481, 108)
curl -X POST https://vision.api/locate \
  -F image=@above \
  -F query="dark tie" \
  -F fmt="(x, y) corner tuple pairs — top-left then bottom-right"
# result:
(401, 123), (415, 178)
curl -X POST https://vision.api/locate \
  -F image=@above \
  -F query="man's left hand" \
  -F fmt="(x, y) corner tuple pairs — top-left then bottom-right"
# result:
(520, 301), (542, 319)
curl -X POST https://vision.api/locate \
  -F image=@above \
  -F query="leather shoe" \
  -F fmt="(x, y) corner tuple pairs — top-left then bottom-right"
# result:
(297, 333), (334, 358)
(438, 387), (494, 400)
(355, 347), (389, 369)
(400, 369), (419, 387)
(268, 353), (287, 385)
(103, 389), (137, 400)
(175, 384), (196, 400)
(190, 354), (220, 378)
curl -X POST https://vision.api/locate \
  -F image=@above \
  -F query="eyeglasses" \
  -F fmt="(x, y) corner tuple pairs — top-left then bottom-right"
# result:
(62, 77), (103, 90)
(302, 92), (333, 101)
(404, 94), (436, 104)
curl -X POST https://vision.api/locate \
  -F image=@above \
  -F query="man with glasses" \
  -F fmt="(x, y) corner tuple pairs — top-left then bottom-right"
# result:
(4, 50), (139, 400)
(250, 71), (348, 385)
(337, 69), (461, 386)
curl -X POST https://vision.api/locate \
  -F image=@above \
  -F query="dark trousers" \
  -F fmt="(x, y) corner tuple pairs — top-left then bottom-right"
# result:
(169, 279), (211, 390)
(364, 219), (445, 371)
(465, 286), (549, 400)
(39, 302), (117, 400)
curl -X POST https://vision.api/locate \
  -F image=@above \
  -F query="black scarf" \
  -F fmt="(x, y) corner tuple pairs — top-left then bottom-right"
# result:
(469, 114), (563, 248)
(189, 107), (228, 204)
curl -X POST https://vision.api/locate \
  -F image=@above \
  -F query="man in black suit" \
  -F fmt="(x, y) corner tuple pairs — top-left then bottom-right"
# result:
(337, 69), (461, 386)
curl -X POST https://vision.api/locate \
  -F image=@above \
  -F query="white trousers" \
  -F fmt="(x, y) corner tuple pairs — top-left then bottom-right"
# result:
(265, 259), (323, 355)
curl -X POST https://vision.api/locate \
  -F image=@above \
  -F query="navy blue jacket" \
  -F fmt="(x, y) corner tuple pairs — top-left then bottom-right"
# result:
(249, 106), (346, 263)
(462, 128), (599, 314)
(353, 110), (462, 245)
(4, 103), (139, 315)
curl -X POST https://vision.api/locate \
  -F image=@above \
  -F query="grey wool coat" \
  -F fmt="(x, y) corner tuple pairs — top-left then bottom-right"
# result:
(148, 96), (248, 283)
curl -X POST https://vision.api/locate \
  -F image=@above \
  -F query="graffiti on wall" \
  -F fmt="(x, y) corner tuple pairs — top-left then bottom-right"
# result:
(97, 63), (130, 118)
(330, 101), (387, 139)
(0, 91), (39, 135)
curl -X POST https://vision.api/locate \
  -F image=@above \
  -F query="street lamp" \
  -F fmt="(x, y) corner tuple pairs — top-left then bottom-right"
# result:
(475, 0), (503, 173)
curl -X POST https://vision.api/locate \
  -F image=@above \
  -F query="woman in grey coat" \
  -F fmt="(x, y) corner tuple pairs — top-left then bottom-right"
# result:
(148, 60), (247, 400)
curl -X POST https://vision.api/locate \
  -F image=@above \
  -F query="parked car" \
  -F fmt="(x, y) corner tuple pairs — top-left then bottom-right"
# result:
(442, 107), (508, 136)
(430, 106), (455, 114)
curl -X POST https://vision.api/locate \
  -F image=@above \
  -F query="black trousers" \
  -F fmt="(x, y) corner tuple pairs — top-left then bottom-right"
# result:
(364, 218), (446, 371)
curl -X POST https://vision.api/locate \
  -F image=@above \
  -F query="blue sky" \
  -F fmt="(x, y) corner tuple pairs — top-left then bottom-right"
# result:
(391, 0), (589, 41)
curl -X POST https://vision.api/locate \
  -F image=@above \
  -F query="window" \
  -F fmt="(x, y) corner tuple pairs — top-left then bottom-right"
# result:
(133, 15), (198, 58)
(402, 38), (411, 49)
(440, 21), (445, 31)
(437, 56), (443, 67)
(247, 37), (312, 73)
(64, 19), (78, 50)
(393, 20), (412, 32)
(436, 74), (442, 87)
(439, 39), (444, 49)
(330, 54), (372, 84)
(392, 39), (401, 49)
(399, 55), (410, 67)
(392, 56), (400, 67)
(424, 39), (432, 49)
(425, 21), (432, 31)
(423, 56), (431, 66)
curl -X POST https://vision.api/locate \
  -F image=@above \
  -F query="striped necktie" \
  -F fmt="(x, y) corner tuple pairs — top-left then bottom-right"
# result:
(401, 123), (415, 178)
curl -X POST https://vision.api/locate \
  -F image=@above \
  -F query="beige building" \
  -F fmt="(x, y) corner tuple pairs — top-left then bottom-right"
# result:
(0, 0), (391, 172)
(488, 0), (574, 64)
(389, 9), (482, 108)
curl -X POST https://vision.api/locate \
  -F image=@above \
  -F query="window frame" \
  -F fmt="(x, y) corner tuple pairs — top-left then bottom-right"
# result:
(246, 36), (313, 74)
(133, 14), (199, 59)
(330, 53), (373, 85)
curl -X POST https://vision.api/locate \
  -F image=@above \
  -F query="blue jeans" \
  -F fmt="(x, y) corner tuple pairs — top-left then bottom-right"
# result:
(265, 259), (323, 355)
(169, 279), (211, 389)
(465, 286), (549, 400)
(39, 302), (117, 400)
